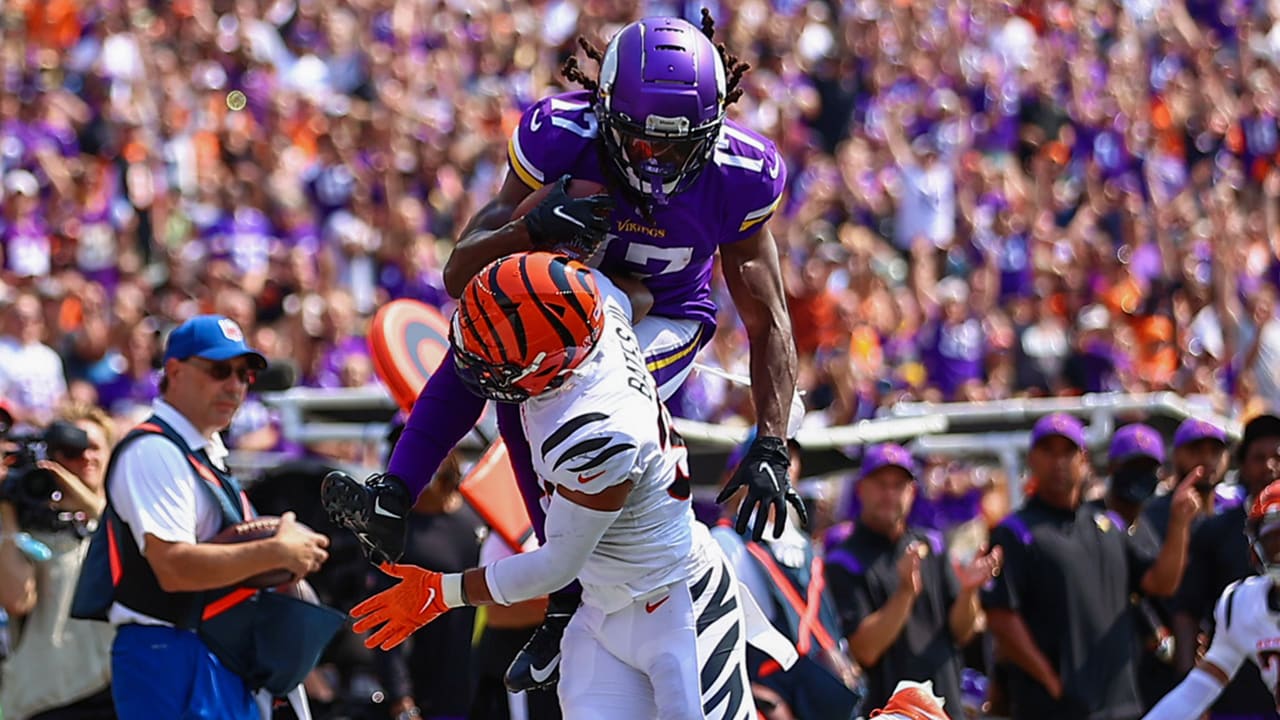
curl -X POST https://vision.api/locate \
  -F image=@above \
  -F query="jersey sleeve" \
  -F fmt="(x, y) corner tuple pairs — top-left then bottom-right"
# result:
(537, 417), (641, 496)
(507, 94), (598, 191)
(1202, 580), (1251, 679)
(716, 125), (788, 243)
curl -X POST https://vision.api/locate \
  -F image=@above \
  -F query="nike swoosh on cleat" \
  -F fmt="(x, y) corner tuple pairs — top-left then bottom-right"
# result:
(373, 496), (402, 519)
(419, 587), (437, 615)
(529, 654), (561, 684)
(577, 470), (606, 484)
(644, 596), (670, 614)
(552, 206), (586, 228)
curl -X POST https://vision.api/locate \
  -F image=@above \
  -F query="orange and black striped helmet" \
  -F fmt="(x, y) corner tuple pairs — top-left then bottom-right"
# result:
(1248, 479), (1280, 581)
(450, 252), (603, 402)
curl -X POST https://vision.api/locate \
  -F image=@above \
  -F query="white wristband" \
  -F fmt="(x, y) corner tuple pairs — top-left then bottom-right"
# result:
(441, 572), (465, 608)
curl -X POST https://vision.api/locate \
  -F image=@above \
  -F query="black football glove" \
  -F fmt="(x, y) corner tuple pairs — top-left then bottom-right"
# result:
(522, 175), (615, 259)
(716, 435), (809, 541)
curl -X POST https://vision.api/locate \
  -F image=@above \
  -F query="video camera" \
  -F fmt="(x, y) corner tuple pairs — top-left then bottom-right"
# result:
(0, 421), (91, 533)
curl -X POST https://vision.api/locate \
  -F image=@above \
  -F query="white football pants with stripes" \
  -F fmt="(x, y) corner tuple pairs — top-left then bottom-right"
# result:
(556, 535), (755, 720)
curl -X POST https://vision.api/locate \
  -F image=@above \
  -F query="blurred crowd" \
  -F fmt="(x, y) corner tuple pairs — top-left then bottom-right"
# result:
(2, 0), (1280, 717)
(0, 0), (1279, 441)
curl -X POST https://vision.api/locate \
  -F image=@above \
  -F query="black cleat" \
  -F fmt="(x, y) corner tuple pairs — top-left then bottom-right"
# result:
(504, 612), (573, 692)
(321, 471), (411, 566)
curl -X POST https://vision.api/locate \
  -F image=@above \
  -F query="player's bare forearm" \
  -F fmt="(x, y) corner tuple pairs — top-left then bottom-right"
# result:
(443, 173), (537, 296)
(721, 228), (797, 437)
(747, 316), (797, 438)
(461, 566), (493, 605)
(606, 272), (654, 321)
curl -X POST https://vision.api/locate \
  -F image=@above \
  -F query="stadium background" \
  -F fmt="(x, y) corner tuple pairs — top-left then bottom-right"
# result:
(0, 0), (1277, 717)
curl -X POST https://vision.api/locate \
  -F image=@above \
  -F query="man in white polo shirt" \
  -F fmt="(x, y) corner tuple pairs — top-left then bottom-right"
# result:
(99, 315), (331, 719)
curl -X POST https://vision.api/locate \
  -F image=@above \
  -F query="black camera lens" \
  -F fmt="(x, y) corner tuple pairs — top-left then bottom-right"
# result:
(45, 421), (90, 459)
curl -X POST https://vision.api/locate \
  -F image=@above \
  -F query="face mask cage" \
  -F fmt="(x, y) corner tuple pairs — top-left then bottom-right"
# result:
(452, 343), (534, 403)
(1248, 511), (1280, 581)
(599, 108), (721, 205)
(450, 323), (591, 403)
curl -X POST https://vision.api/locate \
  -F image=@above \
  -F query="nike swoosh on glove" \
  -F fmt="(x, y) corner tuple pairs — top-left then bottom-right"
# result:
(715, 435), (809, 541)
(523, 175), (615, 258)
(350, 563), (454, 650)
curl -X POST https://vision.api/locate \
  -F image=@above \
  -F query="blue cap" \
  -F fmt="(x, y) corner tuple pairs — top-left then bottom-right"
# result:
(164, 315), (266, 368)
(1031, 413), (1086, 449)
(860, 443), (917, 480)
(1109, 423), (1165, 465)
(1173, 418), (1227, 449)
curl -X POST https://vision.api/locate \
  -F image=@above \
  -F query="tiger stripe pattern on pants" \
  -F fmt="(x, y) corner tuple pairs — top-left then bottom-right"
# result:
(556, 531), (755, 720)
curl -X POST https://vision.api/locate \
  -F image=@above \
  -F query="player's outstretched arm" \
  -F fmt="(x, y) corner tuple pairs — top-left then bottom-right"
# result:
(719, 226), (795, 439)
(463, 481), (630, 606)
(717, 227), (806, 540)
(1140, 662), (1228, 719)
(350, 481), (631, 650)
(1143, 579), (1248, 719)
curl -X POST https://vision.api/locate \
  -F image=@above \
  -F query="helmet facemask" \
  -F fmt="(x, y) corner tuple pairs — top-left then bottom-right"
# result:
(600, 109), (721, 205)
(1249, 511), (1280, 582)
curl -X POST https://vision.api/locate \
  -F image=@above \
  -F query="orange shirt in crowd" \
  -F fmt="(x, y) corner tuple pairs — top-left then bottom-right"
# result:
(22, 0), (80, 51)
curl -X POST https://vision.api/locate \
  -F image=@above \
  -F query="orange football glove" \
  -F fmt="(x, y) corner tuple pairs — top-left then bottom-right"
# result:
(350, 563), (453, 650)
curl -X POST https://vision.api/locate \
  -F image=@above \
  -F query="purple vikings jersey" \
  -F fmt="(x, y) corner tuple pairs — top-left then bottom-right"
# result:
(507, 90), (787, 328)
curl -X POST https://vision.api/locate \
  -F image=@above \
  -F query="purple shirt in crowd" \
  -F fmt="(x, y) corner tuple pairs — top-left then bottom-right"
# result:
(308, 336), (372, 389)
(919, 313), (986, 398)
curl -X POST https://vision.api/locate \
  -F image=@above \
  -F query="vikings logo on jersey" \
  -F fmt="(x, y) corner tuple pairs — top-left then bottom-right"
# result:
(507, 90), (787, 329)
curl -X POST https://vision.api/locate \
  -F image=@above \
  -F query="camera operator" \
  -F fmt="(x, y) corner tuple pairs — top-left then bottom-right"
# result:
(0, 405), (117, 720)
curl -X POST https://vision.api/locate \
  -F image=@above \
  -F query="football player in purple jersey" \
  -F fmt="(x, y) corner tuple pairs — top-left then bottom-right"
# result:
(323, 10), (804, 693)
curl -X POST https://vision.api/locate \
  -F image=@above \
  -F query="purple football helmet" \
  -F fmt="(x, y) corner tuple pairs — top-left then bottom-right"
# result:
(597, 18), (727, 204)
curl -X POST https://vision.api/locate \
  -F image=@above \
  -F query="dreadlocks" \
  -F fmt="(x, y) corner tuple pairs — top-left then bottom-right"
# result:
(699, 8), (750, 106)
(561, 37), (603, 95)
(559, 9), (751, 106)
